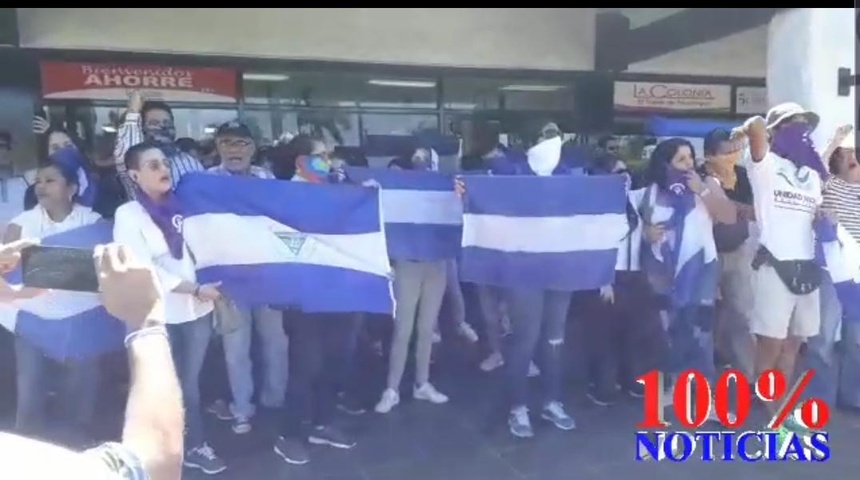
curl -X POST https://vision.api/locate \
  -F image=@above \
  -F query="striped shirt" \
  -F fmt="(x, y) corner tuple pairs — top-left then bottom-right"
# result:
(823, 176), (860, 243)
(114, 112), (205, 198)
(207, 164), (275, 179)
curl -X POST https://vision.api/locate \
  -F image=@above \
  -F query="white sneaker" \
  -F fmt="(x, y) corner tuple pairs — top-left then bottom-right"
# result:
(375, 388), (400, 414)
(413, 383), (449, 404)
(480, 352), (504, 372)
(457, 323), (479, 343)
(432, 331), (442, 344)
(528, 361), (540, 377)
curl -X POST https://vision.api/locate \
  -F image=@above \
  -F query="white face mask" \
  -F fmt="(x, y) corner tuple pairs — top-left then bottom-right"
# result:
(527, 136), (562, 176)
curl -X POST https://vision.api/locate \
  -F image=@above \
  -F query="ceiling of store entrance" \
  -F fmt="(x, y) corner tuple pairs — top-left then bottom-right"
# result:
(599, 8), (688, 28)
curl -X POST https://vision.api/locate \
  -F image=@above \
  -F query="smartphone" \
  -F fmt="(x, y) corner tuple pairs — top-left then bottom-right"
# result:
(21, 245), (99, 293)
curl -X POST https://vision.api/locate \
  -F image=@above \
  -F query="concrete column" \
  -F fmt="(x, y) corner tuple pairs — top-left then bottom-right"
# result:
(766, 8), (856, 149)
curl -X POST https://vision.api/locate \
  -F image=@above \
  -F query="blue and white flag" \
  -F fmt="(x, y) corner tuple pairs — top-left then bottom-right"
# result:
(0, 222), (125, 361)
(344, 167), (462, 261)
(460, 175), (629, 290)
(176, 173), (393, 314)
(816, 218), (860, 323)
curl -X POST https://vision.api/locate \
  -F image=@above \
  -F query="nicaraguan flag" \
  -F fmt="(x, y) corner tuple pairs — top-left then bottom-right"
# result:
(344, 167), (462, 261)
(816, 217), (860, 323)
(0, 222), (125, 361)
(642, 184), (719, 308)
(460, 175), (629, 290)
(175, 173), (393, 314)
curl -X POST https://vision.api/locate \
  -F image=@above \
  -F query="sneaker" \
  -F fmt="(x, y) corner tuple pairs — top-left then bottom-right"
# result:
(528, 362), (540, 377)
(207, 400), (233, 421)
(541, 402), (576, 431)
(337, 392), (367, 415)
(413, 383), (449, 404)
(309, 425), (356, 449)
(457, 322), (479, 343)
(432, 330), (442, 344)
(375, 388), (400, 414)
(184, 443), (227, 475)
(586, 388), (616, 407)
(480, 352), (504, 372)
(508, 406), (534, 438)
(232, 416), (252, 434)
(274, 436), (309, 465)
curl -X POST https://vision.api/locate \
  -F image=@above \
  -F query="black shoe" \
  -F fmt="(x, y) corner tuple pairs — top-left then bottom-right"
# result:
(586, 388), (617, 407)
(309, 425), (356, 449)
(274, 436), (310, 465)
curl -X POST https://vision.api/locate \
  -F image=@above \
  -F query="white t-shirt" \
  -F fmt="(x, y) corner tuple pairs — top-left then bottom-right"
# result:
(11, 204), (102, 239)
(747, 151), (822, 261)
(113, 201), (213, 324)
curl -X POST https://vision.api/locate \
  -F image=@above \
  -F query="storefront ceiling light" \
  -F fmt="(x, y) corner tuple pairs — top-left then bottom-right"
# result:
(243, 73), (290, 82)
(102, 125), (117, 133)
(367, 79), (436, 88)
(203, 127), (217, 134)
(500, 84), (565, 92)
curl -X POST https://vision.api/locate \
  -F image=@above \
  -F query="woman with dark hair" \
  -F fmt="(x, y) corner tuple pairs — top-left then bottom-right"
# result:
(640, 137), (736, 417)
(4, 149), (103, 444)
(273, 134), (373, 466)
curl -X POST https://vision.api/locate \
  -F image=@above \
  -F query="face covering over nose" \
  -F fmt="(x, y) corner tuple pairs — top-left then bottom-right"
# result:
(145, 125), (177, 150)
(770, 122), (829, 180)
(527, 136), (562, 176)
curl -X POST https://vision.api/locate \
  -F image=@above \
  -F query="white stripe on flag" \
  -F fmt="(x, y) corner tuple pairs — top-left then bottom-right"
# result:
(184, 213), (391, 278)
(462, 213), (628, 253)
(381, 189), (462, 225)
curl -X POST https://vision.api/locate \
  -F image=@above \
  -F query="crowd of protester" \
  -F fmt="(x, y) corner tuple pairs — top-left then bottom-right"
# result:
(0, 90), (857, 479)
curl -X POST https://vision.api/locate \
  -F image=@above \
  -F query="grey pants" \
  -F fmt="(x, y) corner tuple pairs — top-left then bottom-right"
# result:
(387, 260), (447, 389)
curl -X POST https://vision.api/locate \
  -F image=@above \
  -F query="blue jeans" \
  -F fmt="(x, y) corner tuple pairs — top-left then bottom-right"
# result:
(14, 336), (100, 437)
(477, 285), (506, 355)
(804, 278), (860, 407)
(222, 305), (289, 417)
(666, 261), (719, 385)
(504, 289), (572, 408)
(167, 316), (213, 449)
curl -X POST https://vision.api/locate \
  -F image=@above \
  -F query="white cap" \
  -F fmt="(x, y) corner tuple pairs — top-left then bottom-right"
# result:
(840, 134), (855, 150)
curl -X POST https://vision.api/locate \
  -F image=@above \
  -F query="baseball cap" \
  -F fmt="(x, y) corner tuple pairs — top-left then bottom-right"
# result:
(215, 120), (254, 139)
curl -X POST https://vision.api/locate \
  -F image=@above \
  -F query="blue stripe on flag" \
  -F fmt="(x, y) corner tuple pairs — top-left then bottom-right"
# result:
(2, 221), (124, 361)
(344, 167), (462, 261)
(176, 173), (382, 235)
(196, 263), (392, 314)
(177, 174), (393, 313)
(460, 248), (618, 291)
(460, 175), (628, 290)
(462, 174), (628, 217)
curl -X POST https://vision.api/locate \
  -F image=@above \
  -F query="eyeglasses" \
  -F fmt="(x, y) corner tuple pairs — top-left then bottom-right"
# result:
(217, 138), (253, 149)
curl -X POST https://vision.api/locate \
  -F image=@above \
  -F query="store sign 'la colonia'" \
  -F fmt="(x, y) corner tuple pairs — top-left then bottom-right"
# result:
(613, 81), (732, 113)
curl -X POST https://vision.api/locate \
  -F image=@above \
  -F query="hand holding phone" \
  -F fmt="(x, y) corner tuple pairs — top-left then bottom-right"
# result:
(21, 245), (99, 293)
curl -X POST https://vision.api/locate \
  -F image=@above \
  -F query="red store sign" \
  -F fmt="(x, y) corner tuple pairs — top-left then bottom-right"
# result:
(40, 61), (238, 103)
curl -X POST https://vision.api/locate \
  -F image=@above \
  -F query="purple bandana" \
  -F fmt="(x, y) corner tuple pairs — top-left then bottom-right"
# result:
(135, 187), (185, 259)
(770, 122), (829, 180)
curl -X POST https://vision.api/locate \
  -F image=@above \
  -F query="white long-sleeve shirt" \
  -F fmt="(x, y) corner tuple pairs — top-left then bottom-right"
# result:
(113, 201), (212, 324)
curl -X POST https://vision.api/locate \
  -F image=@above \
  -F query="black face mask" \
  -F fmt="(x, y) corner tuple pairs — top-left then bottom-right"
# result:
(145, 125), (177, 145)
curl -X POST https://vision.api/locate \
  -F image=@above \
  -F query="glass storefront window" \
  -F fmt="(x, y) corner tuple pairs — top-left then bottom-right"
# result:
(295, 110), (361, 147)
(243, 71), (439, 109)
(443, 77), (575, 112)
(243, 109), (299, 146)
(361, 113), (439, 137)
